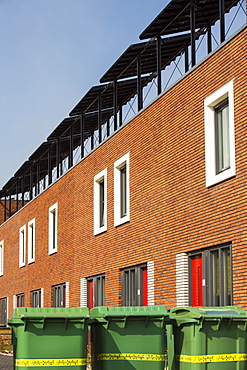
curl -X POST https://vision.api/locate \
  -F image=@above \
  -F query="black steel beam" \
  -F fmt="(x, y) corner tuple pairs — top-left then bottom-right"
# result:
(22, 176), (25, 207)
(184, 45), (189, 72)
(56, 139), (60, 179)
(98, 95), (102, 144)
(16, 181), (19, 212)
(30, 167), (33, 200)
(80, 114), (84, 159)
(48, 147), (52, 185)
(219, 0), (225, 43)
(4, 196), (6, 222)
(119, 105), (123, 127)
(190, 1), (196, 67)
(107, 118), (110, 137)
(113, 81), (118, 131)
(207, 25), (212, 53)
(137, 56), (143, 111)
(91, 131), (94, 150)
(69, 123), (73, 168)
(156, 36), (162, 95)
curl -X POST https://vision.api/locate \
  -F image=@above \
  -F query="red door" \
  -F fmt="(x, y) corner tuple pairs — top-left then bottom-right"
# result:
(88, 280), (94, 309)
(142, 267), (148, 306)
(191, 255), (203, 306)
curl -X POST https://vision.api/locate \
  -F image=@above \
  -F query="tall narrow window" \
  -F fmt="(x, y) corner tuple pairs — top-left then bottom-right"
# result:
(94, 169), (107, 235)
(215, 99), (230, 174)
(205, 80), (235, 187)
(0, 297), (8, 325)
(49, 203), (58, 255)
(19, 225), (26, 267)
(52, 283), (66, 307)
(16, 293), (25, 307)
(87, 274), (105, 309)
(114, 152), (130, 226)
(28, 219), (35, 264)
(0, 241), (3, 276)
(31, 289), (42, 308)
(121, 263), (147, 306)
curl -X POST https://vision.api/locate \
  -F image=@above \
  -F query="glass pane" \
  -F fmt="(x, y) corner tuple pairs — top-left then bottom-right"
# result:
(224, 247), (232, 305)
(99, 180), (105, 227)
(215, 101), (230, 174)
(211, 250), (220, 306)
(120, 165), (127, 217)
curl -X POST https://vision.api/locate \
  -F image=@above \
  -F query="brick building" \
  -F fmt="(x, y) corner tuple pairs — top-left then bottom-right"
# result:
(0, 0), (246, 324)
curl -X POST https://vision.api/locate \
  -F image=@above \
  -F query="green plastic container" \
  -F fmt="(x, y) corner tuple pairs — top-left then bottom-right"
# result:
(168, 306), (247, 370)
(90, 306), (169, 370)
(8, 307), (89, 370)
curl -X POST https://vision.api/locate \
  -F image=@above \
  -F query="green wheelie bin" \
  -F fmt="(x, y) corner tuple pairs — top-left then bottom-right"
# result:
(168, 306), (247, 370)
(90, 306), (169, 370)
(8, 307), (89, 370)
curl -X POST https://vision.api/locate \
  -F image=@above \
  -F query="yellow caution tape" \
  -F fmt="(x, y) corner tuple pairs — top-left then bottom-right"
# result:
(177, 353), (247, 363)
(94, 353), (166, 361)
(15, 358), (87, 367)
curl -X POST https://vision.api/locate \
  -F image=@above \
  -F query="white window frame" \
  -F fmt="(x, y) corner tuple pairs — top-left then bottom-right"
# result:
(28, 218), (35, 264)
(19, 225), (26, 268)
(94, 168), (107, 235)
(48, 203), (58, 255)
(0, 240), (4, 276)
(114, 152), (130, 226)
(205, 80), (235, 187)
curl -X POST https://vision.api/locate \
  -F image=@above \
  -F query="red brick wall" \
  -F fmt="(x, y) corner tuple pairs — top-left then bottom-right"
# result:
(0, 27), (246, 314)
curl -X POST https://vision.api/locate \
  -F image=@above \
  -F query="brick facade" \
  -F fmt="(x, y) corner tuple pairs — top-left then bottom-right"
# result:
(0, 25), (246, 316)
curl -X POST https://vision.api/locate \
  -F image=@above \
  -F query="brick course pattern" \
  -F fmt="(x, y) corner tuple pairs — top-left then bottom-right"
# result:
(0, 27), (246, 314)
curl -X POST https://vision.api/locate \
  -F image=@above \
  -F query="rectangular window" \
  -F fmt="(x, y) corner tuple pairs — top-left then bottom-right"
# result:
(52, 283), (66, 307)
(121, 263), (147, 306)
(19, 225), (26, 268)
(31, 289), (42, 308)
(114, 152), (130, 226)
(215, 99), (230, 174)
(87, 274), (105, 309)
(0, 240), (3, 276)
(205, 80), (235, 187)
(28, 219), (35, 264)
(189, 244), (232, 307)
(94, 169), (107, 235)
(0, 297), (8, 325)
(49, 203), (58, 255)
(16, 293), (25, 307)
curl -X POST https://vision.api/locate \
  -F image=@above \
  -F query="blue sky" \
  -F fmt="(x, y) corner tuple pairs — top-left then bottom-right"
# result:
(0, 0), (168, 187)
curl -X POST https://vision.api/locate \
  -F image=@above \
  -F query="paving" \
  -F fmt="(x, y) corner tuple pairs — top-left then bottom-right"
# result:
(0, 354), (13, 370)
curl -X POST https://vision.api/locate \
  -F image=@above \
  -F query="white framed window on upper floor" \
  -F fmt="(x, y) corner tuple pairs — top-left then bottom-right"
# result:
(19, 225), (26, 268)
(28, 218), (35, 264)
(204, 80), (235, 187)
(0, 240), (4, 276)
(49, 203), (58, 255)
(114, 152), (130, 227)
(94, 168), (107, 235)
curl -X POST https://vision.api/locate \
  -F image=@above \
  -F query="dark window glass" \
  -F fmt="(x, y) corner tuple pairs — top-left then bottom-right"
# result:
(87, 274), (105, 309)
(99, 180), (105, 227)
(120, 165), (127, 218)
(121, 264), (147, 306)
(215, 99), (230, 174)
(52, 283), (66, 307)
(31, 289), (41, 308)
(16, 293), (24, 307)
(0, 298), (7, 325)
(190, 244), (232, 307)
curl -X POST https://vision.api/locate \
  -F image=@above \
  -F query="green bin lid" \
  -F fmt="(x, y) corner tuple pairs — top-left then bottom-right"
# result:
(90, 306), (169, 318)
(169, 306), (247, 325)
(8, 307), (89, 325)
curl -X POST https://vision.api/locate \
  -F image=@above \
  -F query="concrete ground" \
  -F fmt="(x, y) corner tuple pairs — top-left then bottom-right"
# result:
(0, 353), (13, 370)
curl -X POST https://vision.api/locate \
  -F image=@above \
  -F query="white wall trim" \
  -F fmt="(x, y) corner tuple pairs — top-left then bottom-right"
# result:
(147, 260), (154, 306)
(48, 202), (58, 255)
(94, 168), (107, 235)
(80, 278), (87, 307)
(19, 225), (26, 268)
(114, 152), (130, 227)
(0, 240), (4, 276)
(205, 80), (235, 187)
(28, 218), (35, 264)
(176, 253), (189, 307)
